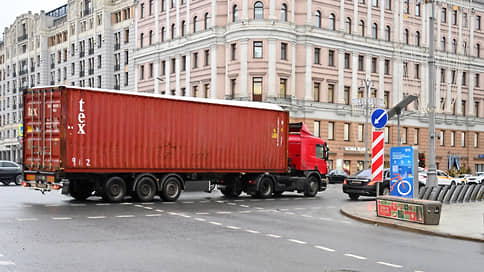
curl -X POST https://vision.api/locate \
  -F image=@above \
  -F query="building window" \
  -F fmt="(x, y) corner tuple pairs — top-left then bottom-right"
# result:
(233, 5), (238, 22)
(231, 43), (237, 60)
(204, 13), (210, 29)
(474, 132), (479, 148)
(441, 37), (446, 51)
(171, 58), (176, 73)
(416, 3), (421, 17)
(254, 1), (264, 19)
(204, 49), (210, 66)
(204, 84), (210, 98)
(384, 126), (389, 143)
(149, 63), (153, 78)
(403, 62), (408, 78)
(372, 23), (378, 39)
(329, 13), (335, 30)
(450, 131), (455, 146)
(461, 132), (465, 147)
(281, 43), (287, 60)
(477, 15), (481, 30)
(140, 65), (144, 80)
(182, 55), (186, 71)
(313, 82), (320, 102)
(385, 26), (391, 41)
(440, 131), (445, 146)
(313, 121), (320, 137)
(401, 128), (407, 144)
(279, 78), (287, 99)
(345, 17), (351, 34)
(415, 31), (420, 47)
(181, 21), (186, 36)
(371, 57), (377, 73)
(281, 4), (287, 22)
(140, 33), (144, 48)
(193, 16), (198, 32)
(415, 63), (420, 79)
(475, 102), (480, 117)
(344, 53), (350, 69)
(359, 20), (365, 36)
(254, 41), (263, 58)
(344, 86), (350, 105)
(193, 86), (198, 97)
(252, 77), (263, 101)
(315, 10), (321, 28)
(358, 124), (364, 142)
(414, 128), (419, 145)
(463, 12), (468, 28)
(372, 0), (378, 8)
(140, 3), (144, 18)
(385, 0), (391, 10)
(344, 123), (350, 141)
(384, 59), (390, 75)
(314, 48), (320, 64)
(161, 27), (166, 42)
(441, 68), (446, 83)
(193, 52), (198, 68)
(328, 122), (334, 140)
(475, 73), (480, 87)
(452, 39), (457, 53)
(462, 72), (467, 85)
(404, 29), (409, 44)
(384, 91), (389, 108)
(328, 84), (334, 103)
(452, 10), (457, 25)
(358, 55), (364, 71)
(441, 8), (447, 23)
(230, 79), (236, 98)
(162, 60), (166, 75)
(328, 50), (335, 66)
(476, 43), (480, 57)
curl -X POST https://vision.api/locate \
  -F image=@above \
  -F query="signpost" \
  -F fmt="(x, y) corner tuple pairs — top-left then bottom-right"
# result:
(370, 108), (387, 197)
(371, 108), (388, 130)
(390, 146), (418, 199)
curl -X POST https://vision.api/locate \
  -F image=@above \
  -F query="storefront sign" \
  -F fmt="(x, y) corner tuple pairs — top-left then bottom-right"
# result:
(344, 147), (365, 152)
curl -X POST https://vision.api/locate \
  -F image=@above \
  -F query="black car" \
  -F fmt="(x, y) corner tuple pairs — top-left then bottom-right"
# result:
(0, 161), (23, 186)
(342, 168), (390, 200)
(327, 169), (348, 183)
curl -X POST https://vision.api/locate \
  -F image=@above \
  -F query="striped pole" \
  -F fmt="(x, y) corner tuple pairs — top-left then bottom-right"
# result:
(372, 131), (385, 184)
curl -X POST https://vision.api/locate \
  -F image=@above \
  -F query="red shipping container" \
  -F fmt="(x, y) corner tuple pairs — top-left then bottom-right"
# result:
(24, 86), (289, 174)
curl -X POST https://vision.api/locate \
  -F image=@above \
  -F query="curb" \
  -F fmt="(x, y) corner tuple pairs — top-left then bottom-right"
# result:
(340, 207), (484, 243)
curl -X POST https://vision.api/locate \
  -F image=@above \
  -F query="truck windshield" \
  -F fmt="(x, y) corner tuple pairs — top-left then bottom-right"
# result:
(315, 144), (324, 159)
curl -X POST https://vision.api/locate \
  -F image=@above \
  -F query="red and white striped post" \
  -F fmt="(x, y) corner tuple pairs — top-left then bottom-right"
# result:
(372, 131), (384, 196)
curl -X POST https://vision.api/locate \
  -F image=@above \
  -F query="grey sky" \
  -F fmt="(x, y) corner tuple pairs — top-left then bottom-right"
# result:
(0, 0), (67, 31)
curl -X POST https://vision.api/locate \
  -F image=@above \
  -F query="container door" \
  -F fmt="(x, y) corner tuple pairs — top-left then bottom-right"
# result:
(24, 88), (62, 171)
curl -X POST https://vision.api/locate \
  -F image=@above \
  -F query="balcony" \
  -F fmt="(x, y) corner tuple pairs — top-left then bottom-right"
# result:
(82, 8), (92, 17)
(12, 72), (16, 77)
(114, 64), (120, 71)
(114, 44), (121, 51)
(18, 34), (28, 42)
(80, 51), (85, 58)
(88, 48), (94, 55)
(51, 63), (55, 69)
(80, 71), (85, 77)
(30, 66), (35, 72)
(88, 69), (94, 75)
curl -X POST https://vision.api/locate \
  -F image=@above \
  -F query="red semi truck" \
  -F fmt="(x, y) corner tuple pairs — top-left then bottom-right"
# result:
(22, 86), (329, 202)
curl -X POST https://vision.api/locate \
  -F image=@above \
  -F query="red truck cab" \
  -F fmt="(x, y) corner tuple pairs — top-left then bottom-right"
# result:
(288, 122), (329, 176)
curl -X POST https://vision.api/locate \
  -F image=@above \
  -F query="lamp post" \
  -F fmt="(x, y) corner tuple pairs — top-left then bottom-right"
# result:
(360, 79), (374, 170)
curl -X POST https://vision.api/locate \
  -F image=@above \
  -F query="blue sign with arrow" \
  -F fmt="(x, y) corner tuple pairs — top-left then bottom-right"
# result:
(371, 108), (388, 129)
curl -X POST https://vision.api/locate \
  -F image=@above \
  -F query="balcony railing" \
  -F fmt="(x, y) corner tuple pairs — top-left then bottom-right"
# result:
(30, 66), (35, 72)
(88, 48), (94, 55)
(18, 34), (28, 42)
(114, 64), (120, 71)
(114, 44), (121, 50)
(88, 69), (94, 75)
(80, 51), (85, 58)
(114, 84), (120, 90)
(80, 71), (85, 77)
(51, 63), (55, 69)
(12, 72), (16, 77)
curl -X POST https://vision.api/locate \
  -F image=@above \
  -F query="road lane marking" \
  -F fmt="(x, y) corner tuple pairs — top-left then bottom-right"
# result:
(116, 215), (135, 218)
(134, 205), (144, 208)
(340, 220), (352, 224)
(196, 212), (209, 215)
(288, 239), (307, 245)
(141, 202), (155, 205)
(69, 204), (86, 207)
(216, 201), (225, 203)
(95, 203), (110, 206)
(239, 211), (251, 213)
(52, 217), (72, 220)
(376, 262), (403, 268)
(0, 261), (15, 266)
(209, 221), (222, 226)
(168, 212), (178, 215)
(266, 199), (275, 201)
(302, 215), (313, 218)
(22, 205), (33, 208)
(226, 226), (241, 230)
(183, 201), (195, 204)
(280, 198), (289, 201)
(162, 202), (175, 205)
(280, 208), (289, 211)
(179, 214), (191, 218)
(239, 205), (250, 208)
(294, 208), (304, 210)
(216, 211), (232, 214)
(245, 230), (260, 234)
(234, 200), (244, 202)
(87, 216), (106, 219)
(255, 207), (264, 210)
(155, 209), (164, 212)
(314, 246), (336, 252)
(266, 234), (281, 238)
(285, 212), (295, 215)
(145, 214), (161, 217)
(199, 200), (210, 203)
(45, 204), (62, 207)
(144, 207), (153, 210)
(16, 218), (38, 222)
(249, 199), (261, 202)
(120, 202), (133, 205)
(227, 203), (237, 206)
(295, 198), (303, 200)
(194, 218), (206, 222)
(319, 217), (334, 221)
(344, 254), (367, 260)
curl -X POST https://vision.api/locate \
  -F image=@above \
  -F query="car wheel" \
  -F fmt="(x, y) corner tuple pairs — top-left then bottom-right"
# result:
(382, 187), (391, 195)
(15, 174), (23, 186)
(349, 193), (360, 200)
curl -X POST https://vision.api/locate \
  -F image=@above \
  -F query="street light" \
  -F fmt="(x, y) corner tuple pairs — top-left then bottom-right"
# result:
(360, 79), (374, 170)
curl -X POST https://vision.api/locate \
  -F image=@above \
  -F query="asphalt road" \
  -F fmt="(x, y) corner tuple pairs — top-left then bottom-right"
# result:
(0, 183), (482, 272)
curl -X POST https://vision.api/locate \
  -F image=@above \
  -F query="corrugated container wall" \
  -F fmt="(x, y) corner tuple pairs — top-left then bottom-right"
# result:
(24, 87), (289, 174)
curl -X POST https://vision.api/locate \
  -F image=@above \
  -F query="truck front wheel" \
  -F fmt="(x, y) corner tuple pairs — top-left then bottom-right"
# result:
(304, 176), (319, 197)
(103, 177), (127, 202)
(160, 177), (182, 202)
(134, 177), (157, 202)
(257, 177), (274, 199)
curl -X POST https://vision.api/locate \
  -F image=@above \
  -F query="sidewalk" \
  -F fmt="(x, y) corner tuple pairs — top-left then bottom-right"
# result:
(340, 201), (484, 242)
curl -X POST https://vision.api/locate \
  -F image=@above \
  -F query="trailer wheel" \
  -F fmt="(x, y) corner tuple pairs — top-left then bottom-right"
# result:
(257, 177), (274, 199)
(103, 177), (127, 203)
(160, 177), (182, 202)
(134, 177), (157, 202)
(304, 176), (319, 197)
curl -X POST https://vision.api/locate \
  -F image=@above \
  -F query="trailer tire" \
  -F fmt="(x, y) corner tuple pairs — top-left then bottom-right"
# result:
(257, 176), (274, 199)
(103, 177), (127, 203)
(304, 176), (319, 197)
(134, 177), (157, 202)
(160, 177), (182, 202)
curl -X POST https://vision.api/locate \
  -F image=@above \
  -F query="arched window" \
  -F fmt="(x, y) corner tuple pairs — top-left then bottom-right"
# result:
(140, 33), (144, 48)
(452, 39), (457, 53)
(181, 20), (186, 37)
(441, 37), (446, 51)
(359, 20), (365, 36)
(385, 25), (391, 41)
(254, 1), (264, 19)
(204, 13), (210, 29)
(149, 30), (153, 45)
(281, 4), (287, 22)
(372, 23), (378, 39)
(329, 13), (335, 30)
(193, 16), (198, 32)
(232, 5), (238, 22)
(315, 10), (321, 28)
(463, 41), (467, 55)
(404, 29), (409, 44)
(345, 17), (351, 34)
(171, 23), (175, 39)
(476, 43), (481, 57)
(161, 27), (166, 42)
(415, 31), (420, 46)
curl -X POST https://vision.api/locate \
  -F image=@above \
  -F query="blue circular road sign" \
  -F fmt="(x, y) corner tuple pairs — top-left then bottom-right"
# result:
(371, 108), (388, 129)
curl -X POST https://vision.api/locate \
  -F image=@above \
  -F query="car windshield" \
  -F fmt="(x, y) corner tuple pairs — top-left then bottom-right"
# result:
(355, 169), (371, 177)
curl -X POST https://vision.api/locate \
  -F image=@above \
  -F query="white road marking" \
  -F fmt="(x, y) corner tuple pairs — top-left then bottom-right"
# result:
(199, 200), (210, 203)
(16, 218), (38, 222)
(285, 212), (295, 215)
(120, 202), (133, 205)
(245, 230), (260, 234)
(239, 205), (250, 208)
(344, 254), (367, 260)
(280, 208), (289, 211)
(168, 212), (178, 215)
(288, 239), (307, 245)
(314, 246), (336, 252)
(327, 206), (336, 209)
(45, 204), (62, 207)
(319, 217), (334, 221)
(239, 211), (252, 213)
(266, 199), (275, 201)
(226, 226), (241, 230)
(340, 220), (352, 224)
(179, 214), (191, 218)
(280, 198), (289, 201)
(227, 203), (237, 206)
(52, 217), (72, 220)
(216, 201), (225, 203)
(183, 201), (195, 204)
(162, 202), (175, 205)
(302, 215), (313, 218)
(144, 207), (153, 210)
(249, 199), (261, 202)
(0, 261), (15, 266)
(87, 216), (106, 219)
(116, 215), (135, 218)
(69, 204), (86, 207)
(141, 202), (155, 205)
(95, 203), (110, 206)
(22, 205), (33, 208)
(196, 212), (209, 215)
(194, 218), (206, 222)
(255, 207), (264, 210)
(266, 234), (281, 238)
(216, 211), (232, 214)
(134, 205), (144, 208)
(376, 261), (403, 268)
(234, 200), (244, 202)
(294, 208), (304, 210)
(145, 214), (161, 217)
(155, 209), (164, 212)
(295, 198), (303, 200)
(209, 221), (222, 226)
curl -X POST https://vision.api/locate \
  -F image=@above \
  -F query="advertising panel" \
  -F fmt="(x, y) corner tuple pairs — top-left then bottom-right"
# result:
(390, 146), (418, 199)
